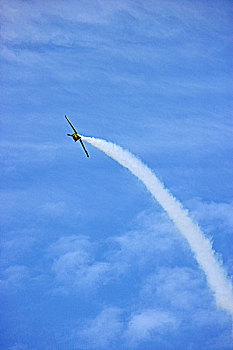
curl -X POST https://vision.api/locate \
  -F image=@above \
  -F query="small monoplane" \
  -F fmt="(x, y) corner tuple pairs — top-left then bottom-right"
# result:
(65, 115), (89, 157)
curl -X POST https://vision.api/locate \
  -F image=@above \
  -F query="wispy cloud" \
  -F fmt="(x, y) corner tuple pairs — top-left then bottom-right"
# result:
(1, 0), (230, 68)
(74, 306), (178, 348)
(0, 265), (30, 291)
(40, 201), (67, 216)
(47, 210), (183, 294)
(108, 211), (184, 268)
(2, 205), (230, 347)
(77, 306), (123, 349)
(189, 198), (233, 233)
(8, 343), (30, 350)
(48, 235), (123, 293)
(0, 0), (127, 45)
(140, 266), (211, 311)
(0, 231), (37, 266)
(125, 309), (178, 344)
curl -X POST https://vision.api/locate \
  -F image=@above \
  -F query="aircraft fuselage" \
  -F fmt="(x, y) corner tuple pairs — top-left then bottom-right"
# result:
(67, 133), (81, 142)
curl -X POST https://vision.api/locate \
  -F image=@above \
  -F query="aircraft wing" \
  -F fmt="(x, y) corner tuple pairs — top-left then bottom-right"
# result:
(65, 115), (78, 134)
(79, 139), (89, 158)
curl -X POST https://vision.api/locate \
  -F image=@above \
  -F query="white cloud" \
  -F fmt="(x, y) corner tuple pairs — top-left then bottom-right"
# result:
(49, 235), (93, 258)
(125, 309), (178, 343)
(187, 199), (233, 275)
(140, 266), (211, 311)
(134, 266), (232, 347)
(73, 305), (179, 348)
(47, 201), (232, 298)
(77, 306), (123, 348)
(49, 235), (124, 292)
(109, 210), (183, 266)
(188, 198), (233, 232)
(52, 253), (112, 290)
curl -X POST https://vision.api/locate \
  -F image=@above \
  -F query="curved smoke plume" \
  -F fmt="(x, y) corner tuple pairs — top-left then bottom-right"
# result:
(82, 136), (233, 315)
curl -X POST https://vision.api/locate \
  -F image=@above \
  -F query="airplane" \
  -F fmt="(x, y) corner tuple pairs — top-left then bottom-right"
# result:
(65, 115), (89, 157)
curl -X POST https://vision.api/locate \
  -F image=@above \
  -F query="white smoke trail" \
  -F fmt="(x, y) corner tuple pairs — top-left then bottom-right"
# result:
(82, 136), (233, 315)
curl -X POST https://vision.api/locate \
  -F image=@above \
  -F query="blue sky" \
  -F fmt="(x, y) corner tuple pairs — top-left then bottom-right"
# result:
(0, 0), (232, 349)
